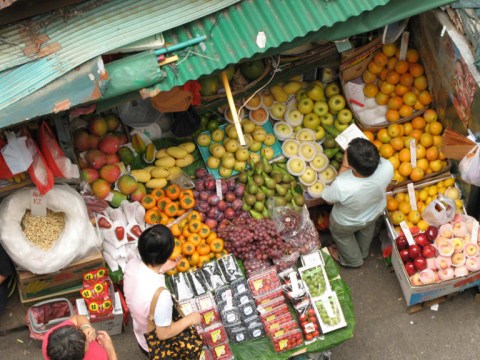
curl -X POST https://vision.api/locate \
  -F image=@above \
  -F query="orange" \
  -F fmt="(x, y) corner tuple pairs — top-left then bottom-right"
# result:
(363, 83), (379, 98)
(418, 90), (432, 106)
(406, 49), (420, 63)
(374, 52), (389, 67)
(392, 170), (406, 184)
(408, 210), (422, 225)
(386, 109), (400, 122)
(386, 70), (400, 85)
(368, 61), (383, 74)
(399, 162), (413, 177)
(417, 219), (429, 231)
(399, 148), (411, 162)
(413, 100), (425, 111)
(399, 105), (414, 118)
(395, 60), (409, 74)
(398, 201), (412, 215)
(404, 136), (417, 149)
(395, 192), (406, 202)
(402, 92), (417, 107)
(423, 109), (438, 123)
(428, 121), (443, 135)
(410, 167), (425, 182)
(426, 146), (439, 161)
(414, 75), (428, 90)
(429, 159), (443, 173)
(388, 156), (400, 170)
(399, 73), (414, 87)
(416, 144), (426, 159)
(390, 137), (405, 151)
(377, 128), (391, 143)
(387, 197), (399, 211)
(403, 122), (413, 135)
(363, 131), (375, 142)
(416, 158), (429, 171)
(411, 116), (426, 130)
(375, 92), (389, 105)
(395, 84), (409, 96)
(387, 96), (403, 110)
(362, 69), (377, 84)
(383, 44), (397, 57)
(379, 143), (395, 158)
(380, 81), (395, 95)
(373, 139), (383, 150)
(386, 57), (398, 70)
(409, 63), (424, 77)
(379, 68), (389, 81)
(419, 133), (433, 148)
(410, 129), (423, 142)
(433, 135), (442, 147)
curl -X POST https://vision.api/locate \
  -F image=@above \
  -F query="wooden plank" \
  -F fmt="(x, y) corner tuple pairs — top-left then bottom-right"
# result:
(407, 293), (457, 314)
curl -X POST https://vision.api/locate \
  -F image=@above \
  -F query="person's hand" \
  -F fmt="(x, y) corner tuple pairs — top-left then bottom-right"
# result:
(159, 257), (180, 273)
(96, 331), (114, 350)
(187, 312), (202, 327)
(81, 325), (96, 343)
(341, 152), (349, 168)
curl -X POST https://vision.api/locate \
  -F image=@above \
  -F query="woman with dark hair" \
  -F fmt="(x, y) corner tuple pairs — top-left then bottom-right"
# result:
(322, 138), (394, 267)
(41, 314), (117, 360)
(123, 224), (202, 357)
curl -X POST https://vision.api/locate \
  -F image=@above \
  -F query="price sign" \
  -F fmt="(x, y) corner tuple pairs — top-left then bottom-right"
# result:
(400, 221), (415, 246)
(407, 183), (417, 211)
(471, 220), (479, 244)
(216, 179), (223, 200)
(410, 139), (417, 168)
(399, 31), (410, 61)
(30, 190), (47, 217)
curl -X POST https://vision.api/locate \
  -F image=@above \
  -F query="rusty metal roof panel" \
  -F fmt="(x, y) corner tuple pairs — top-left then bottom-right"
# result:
(0, 0), (239, 111)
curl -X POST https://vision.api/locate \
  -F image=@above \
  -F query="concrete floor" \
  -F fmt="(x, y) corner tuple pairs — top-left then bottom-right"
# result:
(1, 237), (479, 360)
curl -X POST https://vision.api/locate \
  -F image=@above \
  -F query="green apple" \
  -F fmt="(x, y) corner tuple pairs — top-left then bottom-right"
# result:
(282, 140), (300, 157)
(207, 156), (220, 169)
(328, 94), (346, 112)
(313, 101), (329, 117)
(221, 154), (236, 169)
(211, 129), (225, 142)
(242, 119), (256, 134)
(249, 140), (262, 152)
(334, 119), (349, 132)
(303, 113), (321, 130)
(306, 83), (325, 101)
(252, 128), (267, 142)
(322, 67), (335, 83)
(235, 148), (250, 161)
(270, 102), (287, 120)
(224, 138), (239, 153)
(225, 124), (238, 139)
(286, 109), (303, 127)
(315, 126), (326, 141)
(263, 134), (276, 146)
(261, 147), (275, 160)
(295, 89), (308, 102)
(233, 161), (247, 172)
(197, 134), (211, 147)
(211, 144), (226, 159)
(297, 97), (314, 114)
(337, 109), (353, 125)
(320, 113), (334, 126)
(325, 83), (341, 98)
(219, 166), (233, 178)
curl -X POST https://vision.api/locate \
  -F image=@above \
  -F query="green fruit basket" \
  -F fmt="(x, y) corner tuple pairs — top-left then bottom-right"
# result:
(196, 121), (283, 180)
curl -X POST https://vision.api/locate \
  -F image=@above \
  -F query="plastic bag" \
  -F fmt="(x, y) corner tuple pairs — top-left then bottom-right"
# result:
(459, 145), (480, 186)
(0, 185), (101, 274)
(38, 121), (79, 179)
(421, 195), (456, 226)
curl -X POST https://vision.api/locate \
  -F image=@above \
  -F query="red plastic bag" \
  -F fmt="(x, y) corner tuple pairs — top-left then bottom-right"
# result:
(22, 128), (54, 195)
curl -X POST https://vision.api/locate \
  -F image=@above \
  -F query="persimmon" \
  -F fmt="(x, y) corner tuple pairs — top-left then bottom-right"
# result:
(187, 210), (202, 222)
(210, 238), (225, 253)
(188, 233), (201, 247)
(157, 197), (172, 212)
(176, 257), (190, 272)
(145, 208), (161, 225)
(198, 224), (211, 239)
(141, 194), (157, 210)
(189, 251), (200, 266)
(151, 188), (165, 200)
(181, 242), (195, 256)
(188, 220), (202, 234)
(164, 202), (179, 217)
(170, 223), (182, 237)
(165, 184), (181, 200)
(179, 195), (195, 210)
(197, 243), (211, 256)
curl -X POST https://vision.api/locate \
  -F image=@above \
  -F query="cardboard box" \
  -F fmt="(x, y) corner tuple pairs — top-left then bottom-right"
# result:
(76, 292), (123, 336)
(441, 128), (476, 160)
(17, 251), (104, 302)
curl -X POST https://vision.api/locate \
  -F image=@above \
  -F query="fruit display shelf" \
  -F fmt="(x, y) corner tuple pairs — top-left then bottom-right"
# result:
(196, 121), (283, 180)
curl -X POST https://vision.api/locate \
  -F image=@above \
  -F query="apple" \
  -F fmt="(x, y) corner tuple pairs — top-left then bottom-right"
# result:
(404, 262), (416, 276)
(235, 148), (250, 162)
(249, 152), (260, 163)
(270, 102), (287, 120)
(303, 113), (321, 130)
(328, 94), (346, 112)
(408, 245), (422, 259)
(310, 153), (328, 172)
(337, 109), (353, 125)
(322, 67), (335, 83)
(465, 257), (480, 272)
(313, 101), (329, 116)
(282, 140), (300, 157)
(264, 134), (276, 146)
(325, 83), (341, 98)
(399, 249), (410, 263)
(252, 128), (267, 143)
(315, 126), (326, 141)
(221, 155), (236, 169)
(286, 109), (304, 126)
(197, 134), (211, 147)
(414, 256), (427, 271)
(415, 233), (429, 248)
(319, 165), (337, 184)
(211, 129), (225, 142)
(261, 147), (274, 160)
(224, 139), (239, 153)
(320, 113), (334, 126)
(306, 84), (325, 101)
(297, 98), (314, 114)
(464, 243), (479, 257)
(451, 252), (466, 266)
(206, 156), (220, 169)
(300, 167), (317, 185)
(452, 237), (464, 252)
(422, 245), (436, 258)
(211, 144), (226, 159)
(218, 166), (233, 178)
(395, 235), (408, 250)
(334, 119), (348, 132)
(295, 89), (308, 102)
(425, 226), (438, 242)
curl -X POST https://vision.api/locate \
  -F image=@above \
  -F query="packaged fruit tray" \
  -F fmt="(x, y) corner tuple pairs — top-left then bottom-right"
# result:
(247, 267), (282, 298)
(298, 264), (331, 298)
(196, 121), (283, 180)
(312, 292), (347, 333)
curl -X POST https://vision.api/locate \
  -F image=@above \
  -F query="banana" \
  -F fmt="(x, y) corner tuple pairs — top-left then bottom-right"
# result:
(146, 178), (168, 189)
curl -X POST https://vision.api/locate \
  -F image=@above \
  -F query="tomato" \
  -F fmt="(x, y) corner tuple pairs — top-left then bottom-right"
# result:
(299, 314), (307, 322)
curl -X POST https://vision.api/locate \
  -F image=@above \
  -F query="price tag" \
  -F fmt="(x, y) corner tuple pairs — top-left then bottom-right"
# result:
(215, 179), (223, 200)
(407, 183), (417, 211)
(305, 322), (315, 334)
(400, 221), (415, 246)
(30, 189), (47, 217)
(302, 251), (323, 267)
(399, 31), (410, 61)
(471, 220), (479, 244)
(289, 272), (300, 294)
(410, 139), (417, 168)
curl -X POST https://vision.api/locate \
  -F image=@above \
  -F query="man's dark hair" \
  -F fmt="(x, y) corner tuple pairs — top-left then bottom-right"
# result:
(138, 224), (175, 266)
(47, 325), (86, 360)
(347, 137), (380, 177)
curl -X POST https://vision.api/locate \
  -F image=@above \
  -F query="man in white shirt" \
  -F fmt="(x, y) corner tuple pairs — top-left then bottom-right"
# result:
(322, 138), (393, 267)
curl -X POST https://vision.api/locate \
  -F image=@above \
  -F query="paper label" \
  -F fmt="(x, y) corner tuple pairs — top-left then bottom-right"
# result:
(471, 220), (479, 244)
(335, 123), (369, 151)
(407, 184), (417, 211)
(256, 31), (267, 48)
(266, 314), (276, 322)
(30, 190), (47, 217)
(274, 330), (284, 338)
(215, 179), (223, 200)
(199, 298), (212, 311)
(410, 139), (417, 168)
(270, 323), (279, 330)
(204, 311), (214, 324)
(400, 221), (415, 246)
(214, 345), (225, 357)
(399, 31), (410, 61)
(253, 279), (263, 291)
(302, 252), (323, 267)
(225, 289), (233, 309)
(304, 322), (315, 333)
(200, 350), (206, 360)
(211, 330), (221, 342)
(279, 339), (289, 350)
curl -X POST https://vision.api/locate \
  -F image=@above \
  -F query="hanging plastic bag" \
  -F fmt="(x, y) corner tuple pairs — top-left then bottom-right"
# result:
(459, 145), (480, 186)
(0, 132), (33, 178)
(421, 195), (456, 226)
(38, 121), (79, 179)
(22, 128), (54, 195)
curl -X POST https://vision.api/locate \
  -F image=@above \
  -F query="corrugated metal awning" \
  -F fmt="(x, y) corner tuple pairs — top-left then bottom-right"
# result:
(0, 0), (239, 112)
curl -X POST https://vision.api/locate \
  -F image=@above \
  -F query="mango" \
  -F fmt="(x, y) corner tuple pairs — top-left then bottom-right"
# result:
(151, 167), (171, 179)
(155, 156), (176, 167)
(143, 143), (156, 163)
(117, 146), (134, 165)
(283, 81), (303, 95)
(73, 129), (90, 152)
(175, 154), (194, 168)
(109, 190), (127, 208)
(178, 142), (196, 154)
(85, 149), (106, 170)
(166, 146), (188, 159)
(155, 148), (169, 159)
(91, 179), (111, 199)
(130, 183), (147, 202)
(117, 174), (138, 195)
(167, 167), (183, 181)
(130, 169), (151, 183)
(132, 134), (147, 154)
(99, 164), (121, 183)
(146, 178), (168, 189)
(98, 134), (120, 155)
(270, 85), (288, 102)
(88, 116), (108, 137)
(80, 168), (99, 184)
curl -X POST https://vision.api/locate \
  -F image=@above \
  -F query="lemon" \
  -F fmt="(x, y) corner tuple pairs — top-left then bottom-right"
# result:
(428, 186), (438, 196)
(444, 178), (455, 187)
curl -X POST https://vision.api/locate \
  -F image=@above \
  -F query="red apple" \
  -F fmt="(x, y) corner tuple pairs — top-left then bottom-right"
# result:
(415, 233), (429, 248)
(408, 245), (422, 259)
(396, 235), (409, 251)
(425, 226), (438, 242)
(399, 249), (410, 264)
(422, 245), (436, 258)
(414, 256), (427, 271)
(405, 262), (416, 276)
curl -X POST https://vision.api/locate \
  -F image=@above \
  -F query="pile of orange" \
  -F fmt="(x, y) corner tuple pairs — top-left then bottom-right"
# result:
(363, 109), (447, 183)
(167, 210), (228, 274)
(362, 43), (432, 122)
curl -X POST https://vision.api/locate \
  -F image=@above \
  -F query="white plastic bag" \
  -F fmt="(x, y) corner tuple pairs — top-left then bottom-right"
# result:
(0, 185), (101, 274)
(421, 195), (456, 226)
(459, 145), (480, 186)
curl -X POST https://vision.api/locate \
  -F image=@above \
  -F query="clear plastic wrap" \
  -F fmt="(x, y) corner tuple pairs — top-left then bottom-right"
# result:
(247, 267), (281, 297)
(273, 251), (300, 272)
(202, 261), (227, 290)
(204, 323), (228, 347)
(170, 272), (194, 301)
(218, 254), (244, 282)
(226, 325), (249, 344)
(294, 299), (322, 342)
(187, 269), (210, 296)
(243, 258), (272, 277)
